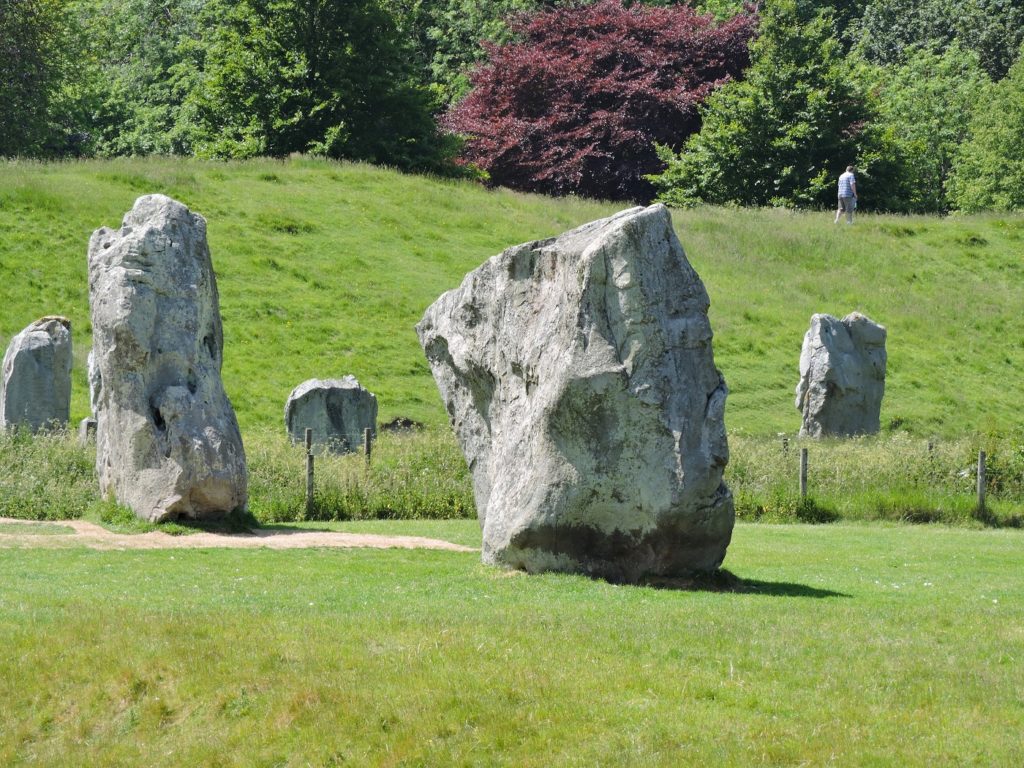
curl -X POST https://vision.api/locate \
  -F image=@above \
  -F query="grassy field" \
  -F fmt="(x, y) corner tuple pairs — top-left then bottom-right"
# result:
(1, 521), (1021, 766)
(2, 157), (1023, 438)
(3, 160), (1023, 766)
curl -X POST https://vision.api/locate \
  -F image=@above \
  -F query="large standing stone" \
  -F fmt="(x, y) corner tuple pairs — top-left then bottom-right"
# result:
(88, 194), (247, 522)
(417, 204), (732, 582)
(795, 312), (887, 437)
(0, 316), (72, 432)
(285, 377), (377, 453)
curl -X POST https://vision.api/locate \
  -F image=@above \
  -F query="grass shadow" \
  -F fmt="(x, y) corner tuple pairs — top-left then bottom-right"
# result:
(639, 568), (850, 598)
(256, 522), (348, 534)
(973, 506), (1024, 529)
(156, 509), (262, 536)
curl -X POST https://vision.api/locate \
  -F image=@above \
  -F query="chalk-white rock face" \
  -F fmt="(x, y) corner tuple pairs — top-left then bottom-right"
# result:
(87, 348), (100, 417)
(285, 376), (377, 453)
(417, 204), (732, 582)
(0, 316), (72, 432)
(796, 312), (887, 438)
(88, 194), (247, 522)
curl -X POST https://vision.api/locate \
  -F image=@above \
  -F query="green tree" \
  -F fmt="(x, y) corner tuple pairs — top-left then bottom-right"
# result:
(188, 0), (452, 170)
(71, 0), (209, 155)
(850, 0), (1024, 80)
(948, 46), (1024, 211)
(0, 0), (80, 156)
(651, 0), (879, 208)
(867, 44), (990, 212)
(382, 0), (556, 106)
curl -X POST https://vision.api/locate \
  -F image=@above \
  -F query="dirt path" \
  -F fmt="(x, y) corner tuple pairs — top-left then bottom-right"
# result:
(0, 517), (475, 552)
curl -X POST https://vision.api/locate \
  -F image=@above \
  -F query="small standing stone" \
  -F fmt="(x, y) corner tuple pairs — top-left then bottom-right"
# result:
(0, 316), (72, 433)
(78, 417), (97, 447)
(284, 377), (377, 454)
(795, 312), (887, 437)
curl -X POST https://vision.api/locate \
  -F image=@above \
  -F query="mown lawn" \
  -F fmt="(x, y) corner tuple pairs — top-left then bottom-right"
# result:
(1, 522), (1021, 766)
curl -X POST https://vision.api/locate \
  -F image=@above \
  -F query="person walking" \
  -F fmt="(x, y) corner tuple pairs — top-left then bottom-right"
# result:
(835, 165), (857, 224)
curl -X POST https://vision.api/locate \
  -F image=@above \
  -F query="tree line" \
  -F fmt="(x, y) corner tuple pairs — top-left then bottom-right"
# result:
(1, 0), (1022, 212)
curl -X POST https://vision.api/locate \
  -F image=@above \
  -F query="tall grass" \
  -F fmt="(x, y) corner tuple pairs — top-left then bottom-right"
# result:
(729, 432), (1024, 526)
(247, 428), (474, 522)
(4, 428), (1021, 528)
(0, 428), (98, 519)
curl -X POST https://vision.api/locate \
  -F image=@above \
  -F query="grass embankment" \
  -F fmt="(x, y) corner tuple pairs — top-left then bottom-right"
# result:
(0, 157), (614, 431)
(1, 523), (1021, 766)
(2, 158), (1023, 523)
(2, 157), (1023, 437)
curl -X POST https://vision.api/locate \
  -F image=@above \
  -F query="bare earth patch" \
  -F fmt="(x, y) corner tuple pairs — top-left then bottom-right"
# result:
(0, 517), (475, 552)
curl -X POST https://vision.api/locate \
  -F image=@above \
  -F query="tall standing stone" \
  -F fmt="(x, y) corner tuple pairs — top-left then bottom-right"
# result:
(0, 316), (72, 432)
(285, 376), (377, 453)
(795, 312), (887, 437)
(417, 204), (732, 582)
(88, 194), (247, 522)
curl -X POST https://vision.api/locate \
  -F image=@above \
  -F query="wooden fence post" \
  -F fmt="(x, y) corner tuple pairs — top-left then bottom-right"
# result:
(305, 428), (314, 517)
(977, 449), (987, 513)
(800, 447), (808, 499)
(363, 428), (372, 465)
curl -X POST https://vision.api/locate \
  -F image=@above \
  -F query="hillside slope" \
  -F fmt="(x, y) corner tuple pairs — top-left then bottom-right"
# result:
(1, 158), (1022, 437)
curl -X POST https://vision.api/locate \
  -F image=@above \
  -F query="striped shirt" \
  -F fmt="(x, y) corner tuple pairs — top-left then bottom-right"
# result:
(838, 171), (856, 198)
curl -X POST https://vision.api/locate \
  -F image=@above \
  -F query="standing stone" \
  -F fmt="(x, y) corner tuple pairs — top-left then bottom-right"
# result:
(795, 312), (887, 437)
(0, 316), (72, 432)
(284, 377), (377, 453)
(417, 204), (732, 582)
(78, 417), (97, 447)
(88, 194), (247, 522)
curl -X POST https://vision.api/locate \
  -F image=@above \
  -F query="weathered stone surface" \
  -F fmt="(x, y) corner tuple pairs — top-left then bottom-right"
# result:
(88, 194), (247, 522)
(795, 312), (887, 437)
(87, 348), (100, 416)
(285, 376), (377, 453)
(417, 204), (732, 582)
(0, 316), (72, 432)
(78, 417), (97, 447)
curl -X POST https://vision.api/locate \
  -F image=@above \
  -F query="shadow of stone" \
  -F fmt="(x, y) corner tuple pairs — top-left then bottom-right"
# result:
(638, 568), (849, 598)
(170, 508), (261, 535)
(256, 523), (338, 534)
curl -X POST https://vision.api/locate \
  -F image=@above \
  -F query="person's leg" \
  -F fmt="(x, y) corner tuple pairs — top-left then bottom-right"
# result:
(846, 198), (855, 224)
(834, 200), (843, 223)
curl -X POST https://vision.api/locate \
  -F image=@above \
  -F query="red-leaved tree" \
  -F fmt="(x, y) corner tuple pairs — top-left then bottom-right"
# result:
(443, 0), (758, 202)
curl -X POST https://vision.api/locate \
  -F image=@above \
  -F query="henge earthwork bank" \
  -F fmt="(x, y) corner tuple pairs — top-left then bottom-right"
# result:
(418, 204), (733, 582)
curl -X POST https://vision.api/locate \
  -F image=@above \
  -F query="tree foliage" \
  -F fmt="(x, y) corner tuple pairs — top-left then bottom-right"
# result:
(384, 0), (543, 106)
(1, 0), (1020, 212)
(652, 0), (877, 208)
(187, 0), (452, 171)
(948, 46), (1024, 211)
(444, 0), (757, 201)
(0, 0), (79, 156)
(71, 0), (207, 156)
(867, 44), (989, 212)
(850, 0), (1024, 80)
